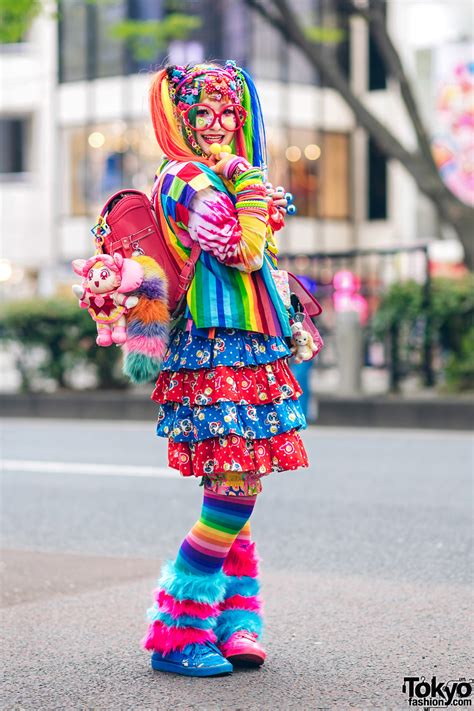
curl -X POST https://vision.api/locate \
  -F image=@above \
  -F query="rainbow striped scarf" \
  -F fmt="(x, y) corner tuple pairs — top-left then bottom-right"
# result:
(154, 160), (290, 338)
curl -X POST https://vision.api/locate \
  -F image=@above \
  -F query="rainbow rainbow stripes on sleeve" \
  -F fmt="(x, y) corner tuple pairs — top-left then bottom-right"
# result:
(155, 161), (291, 338)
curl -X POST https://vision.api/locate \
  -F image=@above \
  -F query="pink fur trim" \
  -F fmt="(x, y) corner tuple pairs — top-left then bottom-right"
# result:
(221, 594), (262, 612)
(223, 541), (259, 578)
(126, 336), (168, 357)
(155, 590), (220, 620)
(142, 620), (216, 653)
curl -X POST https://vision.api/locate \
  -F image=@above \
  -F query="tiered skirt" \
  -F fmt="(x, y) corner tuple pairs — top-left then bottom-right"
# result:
(152, 327), (309, 494)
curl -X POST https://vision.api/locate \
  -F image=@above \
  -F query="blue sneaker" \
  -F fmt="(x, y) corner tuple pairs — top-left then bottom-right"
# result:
(151, 641), (233, 677)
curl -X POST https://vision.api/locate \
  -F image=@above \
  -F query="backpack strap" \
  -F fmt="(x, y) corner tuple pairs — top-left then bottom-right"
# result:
(172, 241), (201, 318)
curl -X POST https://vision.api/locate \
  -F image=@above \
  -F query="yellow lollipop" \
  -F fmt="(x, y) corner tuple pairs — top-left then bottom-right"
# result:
(209, 143), (231, 155)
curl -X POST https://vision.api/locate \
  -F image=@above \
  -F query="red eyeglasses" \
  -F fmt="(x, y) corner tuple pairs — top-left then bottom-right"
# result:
(182, 103), (247, 133)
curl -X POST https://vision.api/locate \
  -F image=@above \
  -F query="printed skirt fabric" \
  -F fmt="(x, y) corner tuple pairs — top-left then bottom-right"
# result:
(152, 326), (309, 495)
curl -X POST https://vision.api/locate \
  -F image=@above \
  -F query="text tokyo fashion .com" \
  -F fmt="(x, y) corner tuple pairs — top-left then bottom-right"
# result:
(402, 677), (473, 707)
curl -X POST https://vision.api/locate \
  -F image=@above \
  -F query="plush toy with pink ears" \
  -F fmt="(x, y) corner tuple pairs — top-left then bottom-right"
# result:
(290, 321), (319, 364)
(72, 253), (144, 346)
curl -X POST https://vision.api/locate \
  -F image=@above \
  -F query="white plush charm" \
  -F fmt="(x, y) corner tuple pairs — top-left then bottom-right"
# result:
(290, 322), (319, 364)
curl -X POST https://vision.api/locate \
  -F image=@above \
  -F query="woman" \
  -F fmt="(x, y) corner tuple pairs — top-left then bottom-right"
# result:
(143, 61), (309, 676)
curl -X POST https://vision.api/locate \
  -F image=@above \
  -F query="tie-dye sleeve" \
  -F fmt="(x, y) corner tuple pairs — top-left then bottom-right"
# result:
(187, 168), (269, 273)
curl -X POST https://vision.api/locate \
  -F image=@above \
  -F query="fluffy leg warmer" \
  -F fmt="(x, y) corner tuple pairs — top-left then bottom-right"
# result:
(142, 559), (227, 654)
(143, 490), (258, 654)
(215, 538), (264, 644)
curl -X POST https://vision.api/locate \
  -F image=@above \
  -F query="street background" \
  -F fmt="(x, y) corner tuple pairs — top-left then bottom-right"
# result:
(1, 0), (473, 401)
(2, 419), (472, 709)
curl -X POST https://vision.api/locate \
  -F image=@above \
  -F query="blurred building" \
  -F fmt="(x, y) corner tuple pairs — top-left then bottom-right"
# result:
(0, 0), (471, 297)
(0, 6), (57, 295)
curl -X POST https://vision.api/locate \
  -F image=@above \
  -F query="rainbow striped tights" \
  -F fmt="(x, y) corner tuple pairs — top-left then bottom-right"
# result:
(143, 489), (262, 655)
(176, 489), (257, 575)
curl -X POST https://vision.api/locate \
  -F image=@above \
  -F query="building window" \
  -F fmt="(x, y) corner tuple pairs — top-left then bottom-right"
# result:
(251, 0), (350, 85)
(58, 0), (88, 82)
(66, 122), (161, 217)
(251, 10), (282, 82)
(0, 117), (28, 175)
(59, 0), (146, 82)
(367, 137), (387, 219)
(96, 2), (126, 79)
(167, 0), (248, 69)
(267, 129), (350, 220)
(368, 34), (387, 91)
(368, 2), (387, 90)
(58, 0), (247, 83)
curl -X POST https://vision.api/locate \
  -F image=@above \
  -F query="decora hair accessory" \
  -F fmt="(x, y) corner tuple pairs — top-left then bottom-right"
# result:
(149, 61), (268, 170)
(167, 61), (245, 110)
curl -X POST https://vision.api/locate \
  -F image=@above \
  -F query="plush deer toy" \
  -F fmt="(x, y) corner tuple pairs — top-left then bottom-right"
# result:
(72, 254), (143, 346)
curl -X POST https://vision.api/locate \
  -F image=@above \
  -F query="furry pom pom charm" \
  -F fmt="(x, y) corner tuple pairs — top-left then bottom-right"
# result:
(122, 255), (170, 384)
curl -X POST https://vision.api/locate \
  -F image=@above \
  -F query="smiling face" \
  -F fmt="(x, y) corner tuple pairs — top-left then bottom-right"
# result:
(193, 98), (237, 155)
(86, 264), (119, 294)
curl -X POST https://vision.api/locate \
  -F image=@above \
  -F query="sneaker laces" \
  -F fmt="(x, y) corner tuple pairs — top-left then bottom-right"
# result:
(183, 641), (222, 659)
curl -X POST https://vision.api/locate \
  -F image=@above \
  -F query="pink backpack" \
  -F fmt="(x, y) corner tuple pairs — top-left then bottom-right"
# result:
(93, 188), (200, 318)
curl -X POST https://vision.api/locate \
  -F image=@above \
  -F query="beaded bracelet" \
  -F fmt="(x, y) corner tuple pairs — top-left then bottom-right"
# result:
(222, 157), (251, 181)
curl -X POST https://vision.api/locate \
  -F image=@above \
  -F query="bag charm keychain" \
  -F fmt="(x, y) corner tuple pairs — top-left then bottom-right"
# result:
(289, 294), (323, 364)
(72, 254), (143, 346)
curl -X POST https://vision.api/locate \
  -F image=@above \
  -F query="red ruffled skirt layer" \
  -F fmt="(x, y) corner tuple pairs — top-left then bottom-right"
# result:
(152, 359), (302, 407)
(169, 430), (308, 478)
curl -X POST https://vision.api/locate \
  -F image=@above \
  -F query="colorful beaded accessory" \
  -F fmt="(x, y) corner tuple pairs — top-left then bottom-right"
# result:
(166, 61), (244, 110)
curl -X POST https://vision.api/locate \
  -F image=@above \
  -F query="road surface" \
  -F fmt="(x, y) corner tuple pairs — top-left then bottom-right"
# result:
(1, 418), (472, 709)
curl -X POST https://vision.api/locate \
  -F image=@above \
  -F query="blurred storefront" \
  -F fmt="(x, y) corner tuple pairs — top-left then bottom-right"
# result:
(0, 0), (471, 299)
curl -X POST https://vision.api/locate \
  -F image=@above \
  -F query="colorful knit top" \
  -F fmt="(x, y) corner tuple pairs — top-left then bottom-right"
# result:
(153, 160), (291, 338)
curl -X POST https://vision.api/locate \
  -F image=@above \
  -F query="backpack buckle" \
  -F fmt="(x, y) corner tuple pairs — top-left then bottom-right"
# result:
(131, 240), (145, 256)
(178, 259), (196, 287)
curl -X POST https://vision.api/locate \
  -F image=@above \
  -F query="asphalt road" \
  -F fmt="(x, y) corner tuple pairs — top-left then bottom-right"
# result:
(1, 418), (472, 710)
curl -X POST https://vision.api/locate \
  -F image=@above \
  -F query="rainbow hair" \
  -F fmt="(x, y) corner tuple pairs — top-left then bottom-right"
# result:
(238, 67), (267, 170)
(149, 62), (267, 170)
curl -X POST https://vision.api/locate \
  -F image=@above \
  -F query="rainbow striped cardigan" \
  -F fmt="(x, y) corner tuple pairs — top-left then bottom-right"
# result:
(154, 160), (291, 338)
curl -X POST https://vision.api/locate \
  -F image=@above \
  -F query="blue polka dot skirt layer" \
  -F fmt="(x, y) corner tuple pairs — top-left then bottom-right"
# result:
(156, 399), (306, 442)
(153, 326), (309, 490)
(161, 327), (292, 371)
